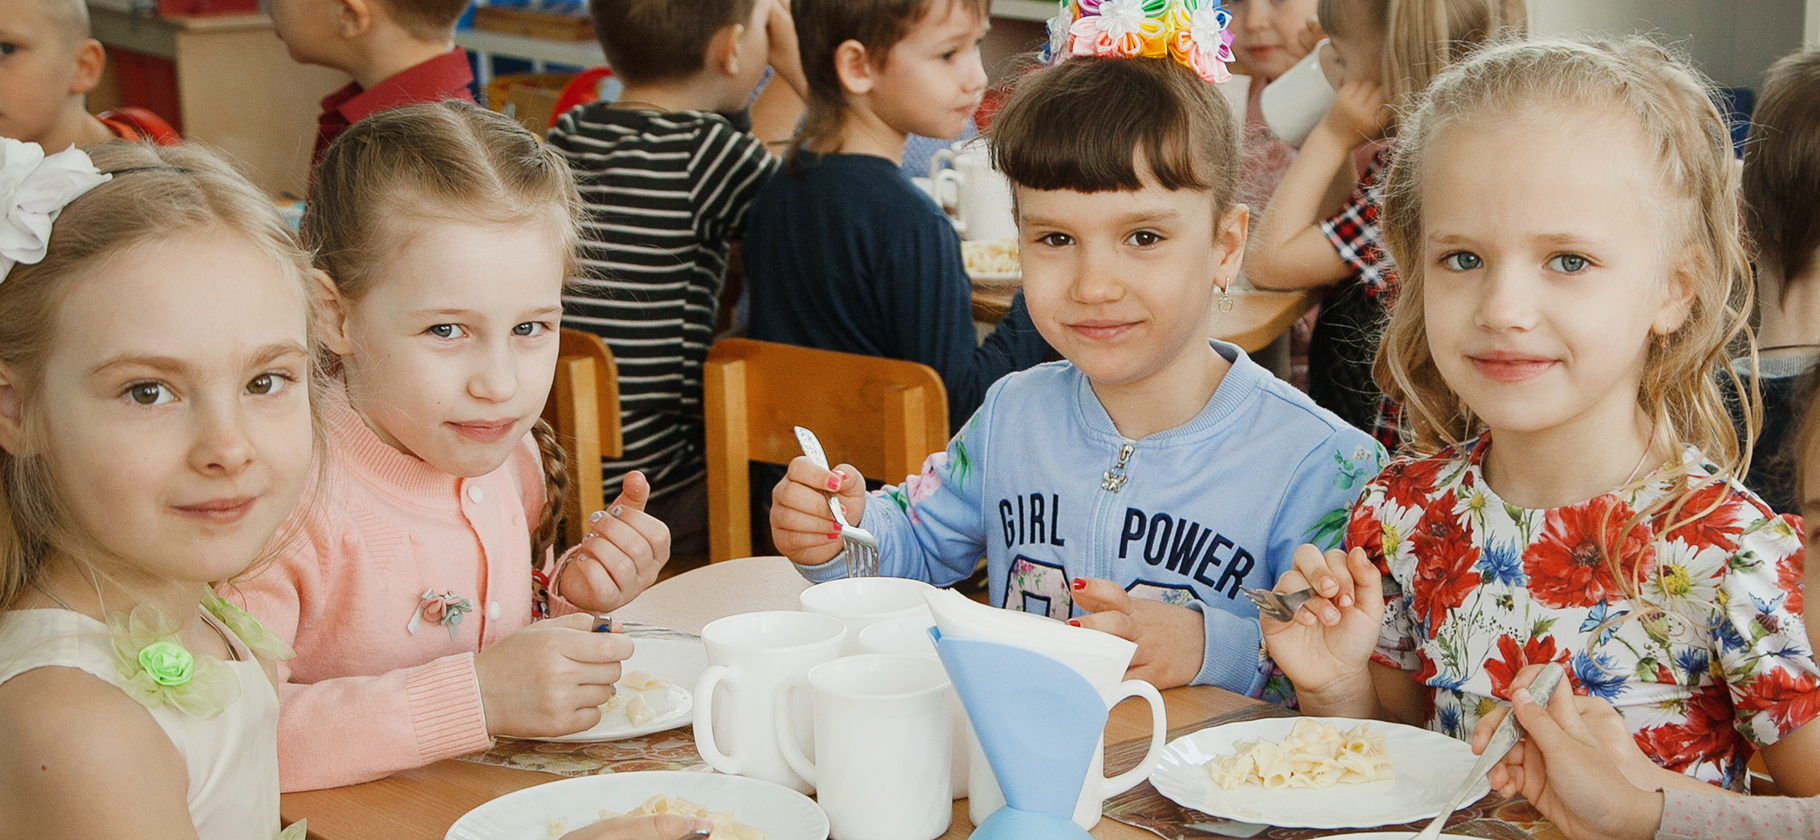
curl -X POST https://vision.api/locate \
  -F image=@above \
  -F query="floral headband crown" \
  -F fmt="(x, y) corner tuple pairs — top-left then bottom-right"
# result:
(1042, 0), (1237, 84)
(0, 138), (113, 284)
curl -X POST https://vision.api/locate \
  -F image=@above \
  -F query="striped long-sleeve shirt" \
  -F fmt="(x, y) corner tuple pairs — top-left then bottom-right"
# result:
(546, 105), (778, 501)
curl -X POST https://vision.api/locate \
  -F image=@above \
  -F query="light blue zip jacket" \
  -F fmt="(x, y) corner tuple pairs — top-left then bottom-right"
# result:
(796, 341), (1385, 696)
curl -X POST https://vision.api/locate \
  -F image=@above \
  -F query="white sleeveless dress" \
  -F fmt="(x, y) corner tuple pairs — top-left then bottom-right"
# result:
(0, 607), (286, 839)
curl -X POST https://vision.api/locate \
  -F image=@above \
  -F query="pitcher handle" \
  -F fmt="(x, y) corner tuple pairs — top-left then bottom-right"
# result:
(928, 146), (958, 182)
(691, 664), (740, 775)
(1100, 678), (1165, 796)
(774, 676), (818, 789)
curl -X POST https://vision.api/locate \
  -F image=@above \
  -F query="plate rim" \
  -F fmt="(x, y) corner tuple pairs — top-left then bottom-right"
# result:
(443, 769), (830, 840)
(1148, 715), (1491, 829)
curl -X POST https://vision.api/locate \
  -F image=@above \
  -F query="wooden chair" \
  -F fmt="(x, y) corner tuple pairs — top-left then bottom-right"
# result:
(703, 338), (949, 563)
(541, 329), (623, 549)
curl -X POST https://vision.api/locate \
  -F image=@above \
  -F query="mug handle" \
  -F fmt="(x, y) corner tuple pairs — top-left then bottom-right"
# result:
(774, 676), (818, 788)
(691, 665), (741, 775)
(932, 169), (966, 234)
(928, 146), (957, 183)
(1099, 678), (1166, 797)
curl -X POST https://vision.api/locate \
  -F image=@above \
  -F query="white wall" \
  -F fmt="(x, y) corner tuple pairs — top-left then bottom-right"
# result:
(1528, 0), (1806, 90)
(1809, 0), (1819, 47)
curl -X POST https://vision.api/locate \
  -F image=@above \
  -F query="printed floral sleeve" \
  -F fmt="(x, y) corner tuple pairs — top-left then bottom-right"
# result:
(1713, 508), (1820, 748)
(1346, 462), (1423, 672)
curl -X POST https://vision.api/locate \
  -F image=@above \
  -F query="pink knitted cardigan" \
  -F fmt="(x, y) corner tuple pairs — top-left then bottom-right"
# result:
(229, 386), (557, 792)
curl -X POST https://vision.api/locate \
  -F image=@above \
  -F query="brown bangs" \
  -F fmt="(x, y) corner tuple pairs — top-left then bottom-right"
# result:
(987, 56), (1237, 205)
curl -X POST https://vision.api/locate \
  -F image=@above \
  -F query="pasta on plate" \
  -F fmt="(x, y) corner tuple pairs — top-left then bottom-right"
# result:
(962, 238), (1019, 277)
(1204, 718), (1393, 790)
(549, 794), (769, 839)
(599, 671), (671, 726)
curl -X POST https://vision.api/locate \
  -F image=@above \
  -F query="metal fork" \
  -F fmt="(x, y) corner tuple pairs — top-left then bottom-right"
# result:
(793, 426), (879, 578)
(1241, 578), (1404, 623)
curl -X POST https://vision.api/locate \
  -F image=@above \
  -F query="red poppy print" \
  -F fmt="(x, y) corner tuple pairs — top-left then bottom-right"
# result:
(1523, 495), (1653, 609)
(1634, 684), (1742, 774)
(1347, 501), (1385, 567)
(1778, 550), (1805, 617)
(1409, 493), (1481, 633)
(1383, 458), (1449, 509)
(1737, 668), (1820, 733)
(1484, 634), (1568, 699)
(1665, 480), (1741, 553)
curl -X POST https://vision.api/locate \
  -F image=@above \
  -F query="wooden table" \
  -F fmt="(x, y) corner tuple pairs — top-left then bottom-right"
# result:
(282, 684), (1257, 840)
(971, 284), (1318, 355)
(281, 557), (1564, 840)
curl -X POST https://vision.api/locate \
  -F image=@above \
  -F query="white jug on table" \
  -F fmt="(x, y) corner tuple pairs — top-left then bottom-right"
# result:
(929, 138), (1018, 243)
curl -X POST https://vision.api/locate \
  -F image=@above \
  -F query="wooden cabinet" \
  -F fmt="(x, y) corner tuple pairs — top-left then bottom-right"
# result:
(89, 6), (348, 198)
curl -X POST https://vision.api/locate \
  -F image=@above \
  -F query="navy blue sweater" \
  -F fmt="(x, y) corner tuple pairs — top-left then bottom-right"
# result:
(745, 152), (1050, 432)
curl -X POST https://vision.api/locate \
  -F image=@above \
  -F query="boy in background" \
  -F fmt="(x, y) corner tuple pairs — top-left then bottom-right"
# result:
(743, 0), (1051, 435)
(0, 0), (178, 148)
(266, 0), (474, 161)
(545, 0), (807, 554)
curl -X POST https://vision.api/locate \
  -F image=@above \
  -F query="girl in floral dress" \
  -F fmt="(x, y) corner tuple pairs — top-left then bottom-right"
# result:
(0, 140), (317, 839)
(1261, 37), (1820, 795)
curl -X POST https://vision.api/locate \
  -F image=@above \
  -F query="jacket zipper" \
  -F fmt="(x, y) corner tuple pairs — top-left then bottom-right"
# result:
(1091, 442), (1135, 581)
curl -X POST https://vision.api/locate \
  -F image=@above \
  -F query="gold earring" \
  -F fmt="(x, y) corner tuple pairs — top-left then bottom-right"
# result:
(1218, 279), (1234, 313)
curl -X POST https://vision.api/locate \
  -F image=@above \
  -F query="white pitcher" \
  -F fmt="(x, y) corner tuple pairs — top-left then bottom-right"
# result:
(928, 138), (1018, 243)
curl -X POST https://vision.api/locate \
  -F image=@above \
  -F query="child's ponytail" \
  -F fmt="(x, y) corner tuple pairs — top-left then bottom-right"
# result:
(1382, 0), (1527, 123)
(529, 419), (571, 564)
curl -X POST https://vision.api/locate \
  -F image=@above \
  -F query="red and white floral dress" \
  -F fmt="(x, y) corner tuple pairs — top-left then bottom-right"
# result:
(1350, 434), (1818, 790)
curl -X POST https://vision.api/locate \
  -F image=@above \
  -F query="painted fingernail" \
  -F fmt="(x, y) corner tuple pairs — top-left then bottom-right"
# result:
(1066, 619), (1081, 627)
(610, 505), (623, 518)
(825, 475), (841, 491)
(1071, 578), (1086, 591)
(590, 510), (603, 523)
(827, 532), (839, 540)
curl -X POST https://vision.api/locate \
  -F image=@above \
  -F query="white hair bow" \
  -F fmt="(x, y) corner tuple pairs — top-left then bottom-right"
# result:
(0, 138), (112, 283)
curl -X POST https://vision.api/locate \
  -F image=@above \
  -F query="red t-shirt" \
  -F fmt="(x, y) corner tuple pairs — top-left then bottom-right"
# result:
(314, 48), (476, 162)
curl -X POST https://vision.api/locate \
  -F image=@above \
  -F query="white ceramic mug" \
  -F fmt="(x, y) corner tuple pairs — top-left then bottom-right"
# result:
(777, 654), (954, 840)
(858, 617), (969, 799)
(799, 577), (936, 655)
(1260, 40), (1342, 148)
(928, 139), (1017, 243)
(692, 611), (847, 793)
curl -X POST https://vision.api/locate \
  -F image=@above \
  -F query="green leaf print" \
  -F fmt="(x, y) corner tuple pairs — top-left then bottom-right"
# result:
(1305, 508), (1350, 551)
(946, 435), (973, 487)
(1531, 617), (1557, 637)
(884, 487), (910, 513)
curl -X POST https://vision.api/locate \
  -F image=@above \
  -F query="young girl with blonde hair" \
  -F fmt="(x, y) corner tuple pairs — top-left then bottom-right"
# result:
(0, 140), (319, 839)
(1262, 37), (1820, 795)
(1246, 0), (1525, 445)
(230, 101), (678, 794)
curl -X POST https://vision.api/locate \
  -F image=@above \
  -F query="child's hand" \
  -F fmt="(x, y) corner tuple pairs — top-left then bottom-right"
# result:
(559, 471), (671, 613)
(1480, 664), (1679, 798)
(770, 456), (868, 567)
(1472, 678), (1666, 840)
(560, 814), (716, 840)
(1259, 545), (1384, 702)
(763, 0), (808, 97)
(1318, 78), (1390, 145)
(1069, 578), (1206, 688)
(1297, 15), (1325, 56)
(474, 613), (632, 737)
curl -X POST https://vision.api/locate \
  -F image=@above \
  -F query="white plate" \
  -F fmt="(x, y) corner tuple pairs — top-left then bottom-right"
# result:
(445, 770), (828, 840)
(1318, 834), (1479, 840)
(967, 271), (1020, 283)
(1149, 716), (1490, 829)
(523, 637), (707, 742)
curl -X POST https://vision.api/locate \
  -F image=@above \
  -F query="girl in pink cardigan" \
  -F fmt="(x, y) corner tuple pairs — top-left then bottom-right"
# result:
(229, 102), (681, 797)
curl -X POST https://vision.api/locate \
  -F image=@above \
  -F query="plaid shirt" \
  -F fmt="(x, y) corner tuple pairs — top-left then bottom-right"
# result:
(1319, 147), (1398, 298)
(1315, 146), (1402, 450)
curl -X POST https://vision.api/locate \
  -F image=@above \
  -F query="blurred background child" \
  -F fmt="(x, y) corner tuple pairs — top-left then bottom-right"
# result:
(230, 102), (672, 792)
(0, 0), (179, 148)
(1733, 48), (1820, 514)
(265, 0), (475, 161)
(0, 141), (316, 840)
(1262, 37), (1820, 794)
(547, 0), (808, 560)
(1225, 0), (1324, 213)
(1245, 0), (1525, 447)
(772, 18), (1382, 694)
(743, 0), (1051, 437)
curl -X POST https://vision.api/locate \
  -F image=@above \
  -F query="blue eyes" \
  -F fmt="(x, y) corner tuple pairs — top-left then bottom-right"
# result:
(1442, 252), (1483, 271)
(1439, 252), (1592, 274)
(1548, 254), (1589, 274)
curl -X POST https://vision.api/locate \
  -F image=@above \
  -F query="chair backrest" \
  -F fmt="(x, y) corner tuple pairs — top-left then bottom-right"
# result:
(541, 329), (624, 548)
(704, 338), (949, 563)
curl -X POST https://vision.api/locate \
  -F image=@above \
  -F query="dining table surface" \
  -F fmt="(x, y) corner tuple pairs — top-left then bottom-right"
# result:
(281, 557), (1568, 840)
